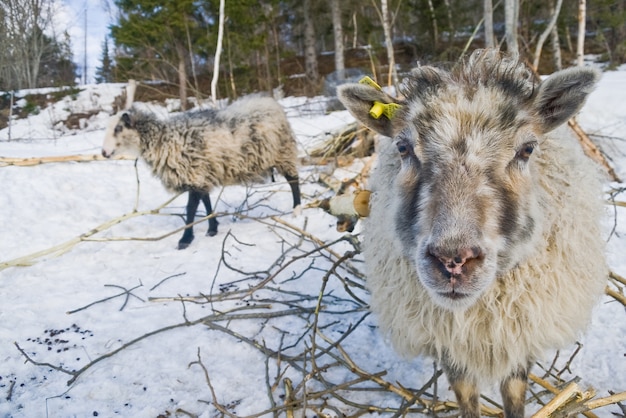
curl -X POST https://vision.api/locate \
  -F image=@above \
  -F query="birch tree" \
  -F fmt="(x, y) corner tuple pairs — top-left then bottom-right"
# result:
(551, 22), (562, 70)
(211, 0), (225, 104)
(330, 0), (345, 81)
(504, 0), (519, 53)
(381, 0), (397, 87)
(484, 0), (495, 48)
(303, 0), (319, 96)
(577, 0), (586, 66)
(532, 0), (563, 71)
(0, 0), (55, 89)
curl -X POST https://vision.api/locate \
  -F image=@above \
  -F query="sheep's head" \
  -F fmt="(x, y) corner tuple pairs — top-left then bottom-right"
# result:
(338, 49), (600, 311)
(102, 109), (142, 159)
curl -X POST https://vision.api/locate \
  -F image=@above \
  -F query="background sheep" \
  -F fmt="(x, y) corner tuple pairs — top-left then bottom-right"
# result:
(102, 96), (301, 249)
(337, 49), (607, 418)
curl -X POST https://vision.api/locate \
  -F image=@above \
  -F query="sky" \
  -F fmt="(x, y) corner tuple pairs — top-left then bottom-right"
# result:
(57, 0), (115, 84)
(0, 67), (624, 417)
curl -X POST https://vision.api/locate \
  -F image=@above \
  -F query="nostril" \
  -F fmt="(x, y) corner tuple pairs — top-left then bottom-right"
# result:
(428, 245), (484, 276)
(102, 149), (109, 158)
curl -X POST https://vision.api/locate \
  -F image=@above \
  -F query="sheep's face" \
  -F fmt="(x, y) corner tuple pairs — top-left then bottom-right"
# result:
(338, 49), (599, 311)
(102, 111), (142, 159)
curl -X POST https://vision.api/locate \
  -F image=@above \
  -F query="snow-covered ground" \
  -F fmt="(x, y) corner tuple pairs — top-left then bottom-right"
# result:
(0, 66), (625, 418)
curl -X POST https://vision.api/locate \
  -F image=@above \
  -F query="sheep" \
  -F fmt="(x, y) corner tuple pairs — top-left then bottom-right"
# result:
(102, 96), (301, 249)
(337, 49), (608, 418)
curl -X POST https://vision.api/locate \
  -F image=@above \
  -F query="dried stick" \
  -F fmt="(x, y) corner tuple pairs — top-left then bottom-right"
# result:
(530, 373), (599, 418)
(568, 118), (621, 183)
(0, 194), (181, 272)
(532, 381), (596, 418)
(0, 153), (132, 167)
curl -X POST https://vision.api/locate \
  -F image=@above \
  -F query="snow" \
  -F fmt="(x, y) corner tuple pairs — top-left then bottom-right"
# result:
(1, 67), (625, 418)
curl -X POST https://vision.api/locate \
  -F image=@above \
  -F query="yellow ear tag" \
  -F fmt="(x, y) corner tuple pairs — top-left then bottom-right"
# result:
(369, 101), (401, 120)
(359, 76), (382, 90)
(358, 76), (401, 120)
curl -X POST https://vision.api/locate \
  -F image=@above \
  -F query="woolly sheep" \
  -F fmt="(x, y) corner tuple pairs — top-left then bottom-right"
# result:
(102, 96), (301, 249)
(337, 49), (607, 418)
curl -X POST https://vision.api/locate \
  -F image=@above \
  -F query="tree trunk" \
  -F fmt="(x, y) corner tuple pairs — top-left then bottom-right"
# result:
(532, 0), (563, 71)
(211, 0), (225, 105)
(176, 43), (188, 110)
(504, 0), (519, 54)
(484, 0), (495, 48)
(381, 0), (398, 87)
(303, 0), (319, 96)
(577, 0), (586, 66)
(551, 23), (562, 70)
(443, 0), (455, 43)
(426, 0), (439, 50)
(330, 0), (345, 81)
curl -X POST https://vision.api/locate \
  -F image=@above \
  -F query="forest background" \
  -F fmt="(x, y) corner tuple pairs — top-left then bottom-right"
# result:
(1, 0), (626, 108)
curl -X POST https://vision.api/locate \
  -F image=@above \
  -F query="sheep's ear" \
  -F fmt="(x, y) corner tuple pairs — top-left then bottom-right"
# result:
(337, 83), (403, 138)
(534, 67), (600, 133)
(121, 112), (133, 128)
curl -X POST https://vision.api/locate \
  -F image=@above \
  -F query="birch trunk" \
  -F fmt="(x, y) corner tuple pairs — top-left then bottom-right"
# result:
(484, 0), (495, 49)
(577, 0), (586, 66)
(426, 0), (439, 50)
(176, 43), (188, 110)
(211, 0), (226, 104)
(532, 0), (563, 71)
(381, 0), (398, 87)
(504, 0), (519, 54)
(303, 0), (319, 96)
(551, 23), (562, 71)
(330, 0), (345, 81)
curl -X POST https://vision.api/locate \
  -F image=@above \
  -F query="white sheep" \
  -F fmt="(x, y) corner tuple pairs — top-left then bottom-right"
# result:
(338, 49), (608, 418)
(102, 96), (301, 249)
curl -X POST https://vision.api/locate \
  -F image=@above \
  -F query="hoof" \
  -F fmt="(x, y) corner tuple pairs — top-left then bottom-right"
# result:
(206, 230), (218, 237)
(178, 237), (193, 250)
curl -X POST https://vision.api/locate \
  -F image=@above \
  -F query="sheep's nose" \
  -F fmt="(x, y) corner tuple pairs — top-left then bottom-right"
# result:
(428, 245), (483, 277)
(102, 149), (110, 158)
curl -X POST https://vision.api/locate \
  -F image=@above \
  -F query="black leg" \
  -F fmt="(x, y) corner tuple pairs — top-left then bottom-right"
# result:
(178, 191), (201, 250)
(500, 364), (529, 418)
(283, 172), (301, 208)
(442, 356), (481, 418)
(199, 192), (218, 236)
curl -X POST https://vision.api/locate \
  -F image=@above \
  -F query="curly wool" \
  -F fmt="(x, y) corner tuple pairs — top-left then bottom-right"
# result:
(363, 124), (607, 383)
(126, 96), (299, 194)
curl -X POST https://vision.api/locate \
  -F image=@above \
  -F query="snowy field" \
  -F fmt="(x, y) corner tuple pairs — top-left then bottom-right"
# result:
(0, 66), (625, 418)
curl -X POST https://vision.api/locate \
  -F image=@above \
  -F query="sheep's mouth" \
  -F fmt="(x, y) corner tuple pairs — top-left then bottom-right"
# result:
(438, 291), (470, 300)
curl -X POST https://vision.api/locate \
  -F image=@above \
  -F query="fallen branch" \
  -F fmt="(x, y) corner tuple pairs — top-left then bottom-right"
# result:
(0, 193), (181, 272)
(569, 119), (621, 183)
(0, 153), (132, 167)
(532, 381), (595, 418)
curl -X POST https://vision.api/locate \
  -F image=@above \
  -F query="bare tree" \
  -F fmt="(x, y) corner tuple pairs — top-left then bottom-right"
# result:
(380, 0), (397, 87)
(426, 0), (439, 50)
(0, 0), (56, 89)
(504, 0), (519, 54)
(532, 0), (563, 71)
(551, 22), (562, 70)
(330, 0), (345, 81)
(303, 0), (319, 96)
(484, 0), (495, 48)
(577, 0), (586, 66)
(211, 0), (225, 105)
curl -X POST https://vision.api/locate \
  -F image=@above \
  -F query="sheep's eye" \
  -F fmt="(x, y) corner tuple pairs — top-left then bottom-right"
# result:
(515, 142), (536, 162)
(114, 125), (123, 134)
(396, 140), (411, 157)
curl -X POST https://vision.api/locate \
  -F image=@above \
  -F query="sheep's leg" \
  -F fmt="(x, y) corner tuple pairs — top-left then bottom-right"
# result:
(283, 172), (301, 208)
(178, 191), (201, 250)
(500, 365), (528, 418)
(199, 192), (218, 236)
(442, 359), (481, 418)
